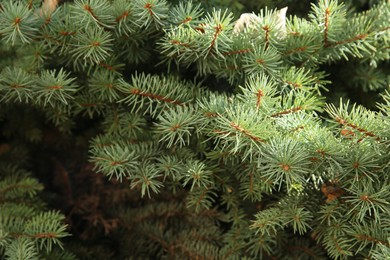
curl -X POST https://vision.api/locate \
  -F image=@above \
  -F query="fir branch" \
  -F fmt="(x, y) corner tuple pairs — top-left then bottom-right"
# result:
(237, 74), (278, 112)
(251, 207), (286, 236)
(271, 106), (303, 117)
(243, 45), (282, 76)
(310, 0), (347, 48)
(130, 88), (184, 106)
(229, 121), (266, 143)
(259, 137), (312, 192)
(134, 0), (169, 28)
(283, 46), (308, 56)
(223, 48), (252, 56)
(202, 9), (234, 58)
(168, 0), (203, 26)
(327, 33), (368, 48)
(101, 109), (146, 139)
(72, 0), (115, 29)
(35, 68), (78, 107)
(89, 142), (139, 182)
(69, 26), (113, 65)
(154, 105), (202, 148)
(129, 162), (163, 198)
(24, 211), (69, 252)
(324, 7), (330, 47)
(0, 1), (38, 45)
(182, 160), (214, 191)
(210, 105), (274, 159)
(0, 1), (389, 258)
(345, 185), (390, 223)
(186, 186), (216, 212)
(88, 70), (120, 102)
(3, 238), (38, 260)
(117, 73), (196, 116)
(326, 101), (385, 142)
(0, 67), (36, 103)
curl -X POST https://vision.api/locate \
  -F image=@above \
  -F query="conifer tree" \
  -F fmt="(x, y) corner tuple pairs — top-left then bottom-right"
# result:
(0, 0), (389, 259)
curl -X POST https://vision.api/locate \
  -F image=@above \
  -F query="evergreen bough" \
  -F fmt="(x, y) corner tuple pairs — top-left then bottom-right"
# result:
(0, 0), (389, 259)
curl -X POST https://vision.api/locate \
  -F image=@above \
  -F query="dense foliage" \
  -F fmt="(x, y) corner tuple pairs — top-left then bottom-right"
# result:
(0, 0), (389, 259)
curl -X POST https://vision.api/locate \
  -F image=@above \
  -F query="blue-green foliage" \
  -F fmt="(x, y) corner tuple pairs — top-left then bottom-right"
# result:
(0, 0), (389, 259)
